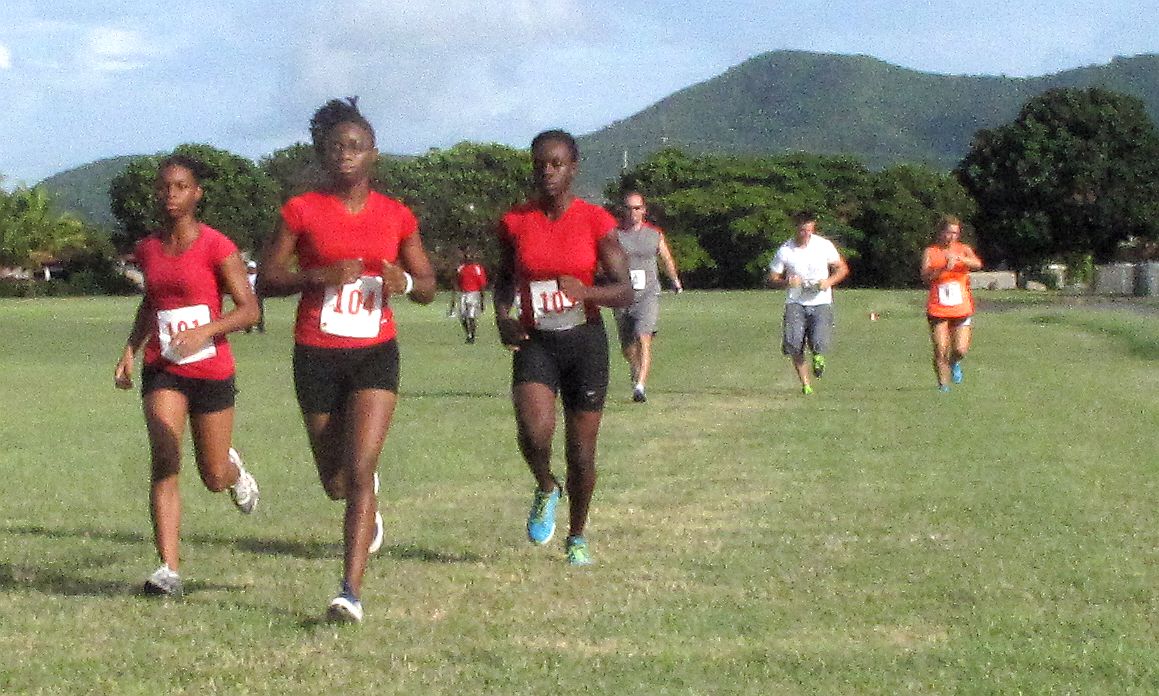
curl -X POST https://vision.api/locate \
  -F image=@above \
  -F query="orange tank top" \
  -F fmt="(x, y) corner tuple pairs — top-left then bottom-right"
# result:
(925, 242), (976, 318)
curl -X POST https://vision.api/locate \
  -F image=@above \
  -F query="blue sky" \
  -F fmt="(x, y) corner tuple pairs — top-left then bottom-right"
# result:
(2, 0), (1158, 186)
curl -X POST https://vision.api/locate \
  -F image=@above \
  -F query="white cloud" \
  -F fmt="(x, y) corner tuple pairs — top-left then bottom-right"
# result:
(0, 42), (11, 70)
(80, 26), (156, 73)
(276, 0), (668, 153)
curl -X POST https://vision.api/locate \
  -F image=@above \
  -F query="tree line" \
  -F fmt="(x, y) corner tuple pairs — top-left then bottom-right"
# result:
(3, 86), (1157, 294)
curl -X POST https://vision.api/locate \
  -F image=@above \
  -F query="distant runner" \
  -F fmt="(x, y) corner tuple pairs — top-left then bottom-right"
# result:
(766, 211), (850, 395)
(113, 153), (261, 599)
(257, 97), (437, 623)
(493, 129), (632, 567)
(920, 214), (982, 392)
(613, 191), (682, 403)
(454, 248), (488, 344)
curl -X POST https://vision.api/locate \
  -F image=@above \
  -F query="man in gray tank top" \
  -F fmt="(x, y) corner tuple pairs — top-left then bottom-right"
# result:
(613, 192), (682, 403)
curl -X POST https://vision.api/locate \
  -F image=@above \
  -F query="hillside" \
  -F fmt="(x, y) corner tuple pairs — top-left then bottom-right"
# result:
(575, 50), (1159, 195)
(37, 51), (1159, 218)
(38, 155), (139, 231)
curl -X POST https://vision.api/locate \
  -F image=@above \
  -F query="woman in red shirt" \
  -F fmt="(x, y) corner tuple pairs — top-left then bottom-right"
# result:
(920, 214), (983, 392)
(494, 130), (632, 566)
(258, 98), (436, 623)
(114, 154), (261, 598)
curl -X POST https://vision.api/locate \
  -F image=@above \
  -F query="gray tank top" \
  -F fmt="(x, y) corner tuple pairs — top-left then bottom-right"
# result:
(616, 225), (662, 297)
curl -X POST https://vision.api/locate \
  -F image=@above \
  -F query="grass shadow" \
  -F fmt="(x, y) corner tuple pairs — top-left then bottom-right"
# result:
(1028, 312), (1159, 361)
(6, 523), (339, 560)
(401, 389), (506, 400)
(383, 542), (484, 564)
(0, 562), (128, 597)
(5, 524), (483, 565)
(0, 562), (243, 598)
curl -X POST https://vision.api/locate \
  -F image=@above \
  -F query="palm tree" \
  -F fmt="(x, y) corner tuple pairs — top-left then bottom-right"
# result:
(0, 186), (90, 276)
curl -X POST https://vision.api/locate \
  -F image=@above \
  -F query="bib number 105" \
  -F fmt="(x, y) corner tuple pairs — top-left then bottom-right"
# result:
(321, 276), (384, 338)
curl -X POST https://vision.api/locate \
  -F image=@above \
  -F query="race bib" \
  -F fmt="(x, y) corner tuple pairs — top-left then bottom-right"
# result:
(937, 280), (964, 307)
(157, 305), (216, 364)
(630, 269), (647, 291)
(529, 278), (585, 331)
(321, 276), (384, 338)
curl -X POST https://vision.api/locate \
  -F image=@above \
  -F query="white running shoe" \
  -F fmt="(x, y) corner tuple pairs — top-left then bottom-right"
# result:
(368, 511), (384, 554)
(228, 448), (259, 514)
(327, 592), (364, 623)
(143, 564), (183, 598)
(368, 471), (383, 554)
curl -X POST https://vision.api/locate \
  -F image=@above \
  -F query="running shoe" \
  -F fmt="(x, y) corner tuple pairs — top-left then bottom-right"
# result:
(327, 585), (363, 624)
(802, 384), (814, 396)
(228, 448), (259, 514)
(632, 385), (647, 403)
(143, 564), (183, 598)
(950, 361), (964, 384)
(526, 484), (561, 545)
(368, 511), (384, 555)
(938, 384), (951, 393)
(566, 536), (592, 566)
(369, 472), (383, 554)
(812, 353), (826, 378)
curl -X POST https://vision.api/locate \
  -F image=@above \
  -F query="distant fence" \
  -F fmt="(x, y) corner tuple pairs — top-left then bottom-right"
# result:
(969, 271), (1017, 290)
(1094, 262), (1159, 297)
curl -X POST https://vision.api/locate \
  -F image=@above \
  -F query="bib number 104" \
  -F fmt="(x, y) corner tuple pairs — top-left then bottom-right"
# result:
(321, 276), (384, 338)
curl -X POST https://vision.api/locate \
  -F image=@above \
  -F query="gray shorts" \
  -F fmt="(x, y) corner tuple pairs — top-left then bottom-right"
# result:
(782, 303), (833, 356)
(614, 294), (660, 347)
(458, 291), (483, 319)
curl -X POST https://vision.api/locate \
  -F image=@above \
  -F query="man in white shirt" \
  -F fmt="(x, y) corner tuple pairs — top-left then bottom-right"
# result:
(767, 211), (850, 395)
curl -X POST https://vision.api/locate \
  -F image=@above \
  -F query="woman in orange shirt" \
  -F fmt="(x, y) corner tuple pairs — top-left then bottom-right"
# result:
(920, 215), (983, 392)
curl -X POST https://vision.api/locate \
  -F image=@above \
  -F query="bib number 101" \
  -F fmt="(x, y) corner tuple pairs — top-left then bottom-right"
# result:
(156, 304), (216, 364)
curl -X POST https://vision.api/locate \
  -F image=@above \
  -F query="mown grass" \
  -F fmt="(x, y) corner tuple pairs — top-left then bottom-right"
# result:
(0, 290), (1155, 695)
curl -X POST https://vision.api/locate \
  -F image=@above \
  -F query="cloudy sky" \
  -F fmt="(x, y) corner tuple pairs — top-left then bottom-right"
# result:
(2, 0), (1158, 186)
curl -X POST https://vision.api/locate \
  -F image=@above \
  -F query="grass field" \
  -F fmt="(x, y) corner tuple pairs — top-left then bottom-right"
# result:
(0, 290), (1156, 695)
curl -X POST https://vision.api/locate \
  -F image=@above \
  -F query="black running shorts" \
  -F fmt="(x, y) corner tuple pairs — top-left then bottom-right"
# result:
(293, 340), (400, 414)
(512, 319), (609, 412)
(141, 367), (237, 415)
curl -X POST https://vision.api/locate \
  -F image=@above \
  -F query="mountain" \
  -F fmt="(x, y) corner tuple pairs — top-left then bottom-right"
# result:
(36, 51), (1159, 219)
(38, 155), (139, 231)
(575, 50), (1159, 195)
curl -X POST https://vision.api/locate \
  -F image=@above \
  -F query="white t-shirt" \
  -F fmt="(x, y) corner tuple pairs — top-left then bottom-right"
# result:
(768, 235), (841, 306)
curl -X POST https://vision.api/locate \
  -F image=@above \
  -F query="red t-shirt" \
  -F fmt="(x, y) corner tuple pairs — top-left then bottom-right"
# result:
(498, 198), (617, 329)
(456, 262), (488, 292)
(136, 224), (238, 380)
(281, 190), (418, 348)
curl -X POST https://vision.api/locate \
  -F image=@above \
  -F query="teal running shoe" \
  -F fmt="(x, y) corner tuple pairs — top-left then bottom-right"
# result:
(526, 485), (561, 545)
(566, 536), (592, 566)
(950, 361), (963, 384)
(938, 384), (951, 393)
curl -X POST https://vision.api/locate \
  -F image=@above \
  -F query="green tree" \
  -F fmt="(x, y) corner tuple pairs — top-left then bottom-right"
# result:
(109, 144), (280, 253)
(259, 143), (323, 202)
(378, 142), (531, 274)
(957, 87), (1159, 268)
(0, 185), (91, 271)
(853, 165), (977, 287)
(613, 149), (870, 287)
